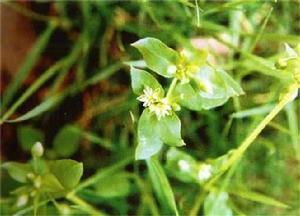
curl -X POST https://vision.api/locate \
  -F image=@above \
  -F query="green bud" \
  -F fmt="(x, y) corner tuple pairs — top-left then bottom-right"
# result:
(26, 172), (35, 180)
(16, 194), (28, 208)
(275, 58), (288, 69)
(31, 142), (44, 157)
(34, 176), (42, 189)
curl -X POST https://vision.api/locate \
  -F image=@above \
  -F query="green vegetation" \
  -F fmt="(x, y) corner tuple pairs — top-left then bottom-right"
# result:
(1, 1), (299, 215)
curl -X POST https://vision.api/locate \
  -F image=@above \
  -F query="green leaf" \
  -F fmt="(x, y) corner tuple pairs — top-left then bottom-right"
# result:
(136, 109), (163, 160)
(217, 68), (244, 95)
(204, 191), (233, 216)
(158, 113), (185, 147)
(176, 66), (243, 110)
(166, 148), (198, 183)
(17, 126), (44, 152)
(175, 82), (203, 111)
(2, 162), (33, 183)
(48, 159), (83, 190)
(132, 37), (179, 78)
(42, 173), (65, 193)
(136, 110), (184, 160)
(146, 157), (178, 216)
(94, 172), (131, 198)
(53, 125), (81, 157)
(130, 67), (164, 96)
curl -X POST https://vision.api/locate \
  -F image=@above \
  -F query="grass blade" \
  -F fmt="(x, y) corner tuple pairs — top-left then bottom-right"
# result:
(2, 23), (56, 109)
(229, 189), (289, 208)
(146, 157), (179, 216)
(4, 94), (62, 123)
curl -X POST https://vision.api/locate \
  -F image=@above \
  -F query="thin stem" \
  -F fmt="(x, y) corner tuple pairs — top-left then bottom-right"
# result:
(166, 78), (178, 100)
(206, 84), (299, 189)
(3, 1), (69, 28)
(66, 193), (104, 216)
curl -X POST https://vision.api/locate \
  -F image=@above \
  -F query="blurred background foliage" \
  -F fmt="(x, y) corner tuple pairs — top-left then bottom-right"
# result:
(0, 0), (299, 215)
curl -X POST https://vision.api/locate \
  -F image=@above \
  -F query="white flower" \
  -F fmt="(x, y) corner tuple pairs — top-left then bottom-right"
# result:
(137, 87), (172, 120)
(198, 164), (212, 181)
(137, 86), (160, 107)
(149, 98), (172, 120)
(178, 160), (190, 172)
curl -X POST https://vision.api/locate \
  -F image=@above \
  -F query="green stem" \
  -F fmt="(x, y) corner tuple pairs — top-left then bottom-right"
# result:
(66, 193), (104, 216)
(166, 78), (178, 100)
(3, 1), (69, 28)
(206, 84), (299, 189)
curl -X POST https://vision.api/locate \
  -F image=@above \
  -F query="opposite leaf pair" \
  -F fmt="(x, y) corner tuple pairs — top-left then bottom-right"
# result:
(2, 143), (83, 210)
(130, 37), (244, 160)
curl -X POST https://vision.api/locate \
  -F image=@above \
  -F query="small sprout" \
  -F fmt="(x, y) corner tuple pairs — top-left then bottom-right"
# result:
(16, 194), (28, 208)
(198, 164), (212, 181)
(178, 159), (190, 171)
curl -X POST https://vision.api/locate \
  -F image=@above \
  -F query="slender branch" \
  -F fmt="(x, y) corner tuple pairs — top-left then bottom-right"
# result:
(66, 193), (105, 216)
(206, 84), (299, 189)
(166, 78), (178, 100)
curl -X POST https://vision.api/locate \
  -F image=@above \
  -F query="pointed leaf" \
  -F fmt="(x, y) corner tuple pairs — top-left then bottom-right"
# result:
(158, 112), (185, 147)
(42, 173), (65, 193)
(132, 37), (179, 78)
(2, 162), (33, 183)
(136, 109), (163, 160)
(48, 159), (83, 190)
(176, 66), (243, 110)
(130, 67), (164, 96)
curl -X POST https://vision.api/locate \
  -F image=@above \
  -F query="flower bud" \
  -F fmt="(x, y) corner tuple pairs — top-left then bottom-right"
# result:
(34, 176), (42, 189)
(275, 58), (287, 69)
(16, 194), (28, 207)
(31, 142), (44, 157)
(26, 172), (35, 180)
(167, 65), (177, 75)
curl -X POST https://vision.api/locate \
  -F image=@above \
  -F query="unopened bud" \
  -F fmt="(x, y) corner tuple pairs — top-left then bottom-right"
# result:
(167, 65), (177, 75)
(26, 172), (35, 180)
(16, 194), (28, 208)
(275, 58), (287, 69)
(34, 176), (42, 189)
(31, 142), (44, 157)
(30, 190), (37, 197)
